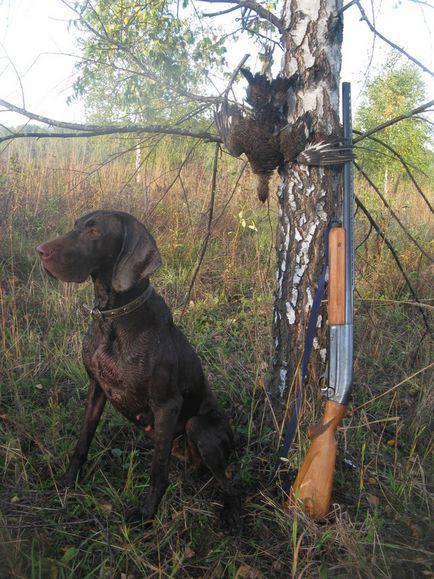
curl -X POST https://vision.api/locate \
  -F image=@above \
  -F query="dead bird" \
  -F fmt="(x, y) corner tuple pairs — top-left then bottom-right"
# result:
(215, 69), (354, 203)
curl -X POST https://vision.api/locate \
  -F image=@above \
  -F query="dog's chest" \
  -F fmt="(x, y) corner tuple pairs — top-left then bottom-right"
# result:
(83, 326), (151, 419)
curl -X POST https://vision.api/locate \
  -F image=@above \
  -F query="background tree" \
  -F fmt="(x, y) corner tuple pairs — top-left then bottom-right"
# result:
(355, 55), (433, 192)
(68, 0), (229, 123)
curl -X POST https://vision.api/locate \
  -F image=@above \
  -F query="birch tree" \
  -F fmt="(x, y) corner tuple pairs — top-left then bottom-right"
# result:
(269, 0), (344, 417)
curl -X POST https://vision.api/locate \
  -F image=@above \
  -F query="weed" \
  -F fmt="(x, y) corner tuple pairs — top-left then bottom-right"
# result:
(0, 138), (432, 577)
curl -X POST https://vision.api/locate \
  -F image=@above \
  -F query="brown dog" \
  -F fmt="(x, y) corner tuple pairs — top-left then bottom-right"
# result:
(37, 210), (239, 527)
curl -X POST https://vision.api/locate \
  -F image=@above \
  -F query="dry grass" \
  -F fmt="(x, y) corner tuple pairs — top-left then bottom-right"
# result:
(0, 136), (432, 578)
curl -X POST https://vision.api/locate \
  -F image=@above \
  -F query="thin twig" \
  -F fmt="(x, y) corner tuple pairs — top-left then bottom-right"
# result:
(222, 54), (250, 97)
(202, 4), (241, 17)
(197, 0), (285, 33)
(354, 162), (433, 262)
(356, 298), (434, 311)
(353, 100), (434, 144)
(353, 129), (433, 214)
(180, 143), (220, 319)
(355, 222), (373, 251)
(355, 0), (434, 78)
(408, 0), (434, 7)
(355, 195), (434, 339)
(213, 160), (248, 224)
(353, 362), (434, 411)
(149, 140), (203, 217)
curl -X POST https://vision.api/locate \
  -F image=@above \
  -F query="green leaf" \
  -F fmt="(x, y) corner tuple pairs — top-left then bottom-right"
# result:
(61, 547), (79, 564)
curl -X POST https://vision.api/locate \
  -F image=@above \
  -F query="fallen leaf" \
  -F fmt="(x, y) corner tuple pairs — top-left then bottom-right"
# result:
(236, 564), (264, 579)
(272, 560), (283, 572)
(367, 494), (380, 507)
(100, 502), (113, 513)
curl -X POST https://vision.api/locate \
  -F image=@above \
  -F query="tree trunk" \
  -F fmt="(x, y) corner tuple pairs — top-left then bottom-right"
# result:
(269, 0), (344, 421)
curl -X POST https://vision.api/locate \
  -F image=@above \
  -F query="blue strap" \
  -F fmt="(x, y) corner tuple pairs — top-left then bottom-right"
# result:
(274, 219), (338, 481)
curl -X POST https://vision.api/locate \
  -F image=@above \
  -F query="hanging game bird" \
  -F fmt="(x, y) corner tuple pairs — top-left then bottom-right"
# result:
(215, 100), (284, 203)
(215, 68), (355, 202)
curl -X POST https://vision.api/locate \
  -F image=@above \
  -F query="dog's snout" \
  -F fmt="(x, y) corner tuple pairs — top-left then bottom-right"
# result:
(36, 243), (53, 260)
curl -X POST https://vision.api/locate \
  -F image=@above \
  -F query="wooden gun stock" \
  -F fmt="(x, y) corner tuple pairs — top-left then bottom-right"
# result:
(290, 227), (347, 519)
(290, 400), (346, 518)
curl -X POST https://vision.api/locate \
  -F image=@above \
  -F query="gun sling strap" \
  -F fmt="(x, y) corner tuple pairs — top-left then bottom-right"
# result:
(274, 218), (339, 488)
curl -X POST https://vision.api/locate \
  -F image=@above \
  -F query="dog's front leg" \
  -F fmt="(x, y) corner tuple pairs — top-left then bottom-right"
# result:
(60, 379), (107, 487)
(126, 396), (181, 522)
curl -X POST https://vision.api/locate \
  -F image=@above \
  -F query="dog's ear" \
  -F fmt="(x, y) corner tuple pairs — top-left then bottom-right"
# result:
(112, 215), (161, 293)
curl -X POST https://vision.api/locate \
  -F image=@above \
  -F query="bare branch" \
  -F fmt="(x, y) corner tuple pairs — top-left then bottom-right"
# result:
(0, 126), (221, 144)
(408, 0), (434, 8)
(337, 0), (358, 15)
(353, 100), (434, 143)
(0, 98), (100, 131)
(197, 0), (285, 33)
(355, 0), (434, 78)
(202, 4), (241, 17)
(354, 161), (433, 262)
(0, 99), (221, 144)
(181, 143), (220, 319)
(355, 195), (434, 339)
(353, 129), (434, 214)
(222, 54), (250, 97)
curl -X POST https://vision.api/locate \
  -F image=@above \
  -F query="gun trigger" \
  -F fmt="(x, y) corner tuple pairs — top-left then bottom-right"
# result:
(319, 366), (328, 392)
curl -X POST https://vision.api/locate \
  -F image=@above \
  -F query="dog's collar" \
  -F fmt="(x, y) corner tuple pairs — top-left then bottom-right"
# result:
(82, 284), (154, 320)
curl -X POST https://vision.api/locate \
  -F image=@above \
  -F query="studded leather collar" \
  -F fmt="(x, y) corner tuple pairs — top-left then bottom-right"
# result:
(82, 284), (154, 320)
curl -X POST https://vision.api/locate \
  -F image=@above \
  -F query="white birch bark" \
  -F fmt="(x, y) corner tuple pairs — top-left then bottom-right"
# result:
(269, 0), (344, 412)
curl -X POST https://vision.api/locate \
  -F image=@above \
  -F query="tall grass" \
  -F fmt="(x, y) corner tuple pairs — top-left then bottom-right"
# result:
(0, 136), (432, 578)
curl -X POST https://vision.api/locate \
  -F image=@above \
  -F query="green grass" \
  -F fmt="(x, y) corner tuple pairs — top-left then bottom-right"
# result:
(0, 138), (433, 578)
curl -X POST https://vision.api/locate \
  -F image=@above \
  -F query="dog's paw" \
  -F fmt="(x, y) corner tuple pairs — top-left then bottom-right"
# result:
(58, 471), (78, 488)
(220, 495), (241, 533)
(124, 504), (155, 526)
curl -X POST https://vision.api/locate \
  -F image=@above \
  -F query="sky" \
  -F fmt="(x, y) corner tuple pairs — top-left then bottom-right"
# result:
(0, 0), (433, 127)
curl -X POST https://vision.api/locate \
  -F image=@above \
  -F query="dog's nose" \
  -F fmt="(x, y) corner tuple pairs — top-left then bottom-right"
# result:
(36, 243), (53, 260)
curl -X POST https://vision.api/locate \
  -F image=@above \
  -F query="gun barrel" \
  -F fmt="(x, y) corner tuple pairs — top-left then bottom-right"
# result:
(325, 83), (355, 405)
(342, 82), (355, 325)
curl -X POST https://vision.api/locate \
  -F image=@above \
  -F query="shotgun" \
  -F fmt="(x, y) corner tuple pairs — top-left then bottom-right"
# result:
(290, 83), (355, 519)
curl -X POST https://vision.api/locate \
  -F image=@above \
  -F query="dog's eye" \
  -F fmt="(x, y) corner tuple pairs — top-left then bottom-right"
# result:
(85, 227), (100, 237)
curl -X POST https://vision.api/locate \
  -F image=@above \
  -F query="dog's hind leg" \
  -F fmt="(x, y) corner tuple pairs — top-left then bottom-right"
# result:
(185, 415), (241, 530)
(126, 397), (182, 523)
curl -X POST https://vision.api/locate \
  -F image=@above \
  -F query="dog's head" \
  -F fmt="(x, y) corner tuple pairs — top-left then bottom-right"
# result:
(36, 210), (161, 292)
